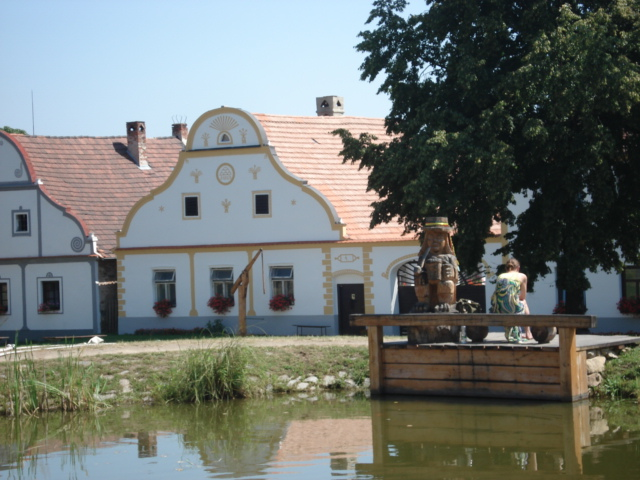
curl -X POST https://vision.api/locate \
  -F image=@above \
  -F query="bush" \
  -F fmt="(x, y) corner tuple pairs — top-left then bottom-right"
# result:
(156, 341), (251, 403)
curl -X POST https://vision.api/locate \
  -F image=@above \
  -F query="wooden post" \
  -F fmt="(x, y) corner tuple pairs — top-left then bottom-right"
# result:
(231, 249), (263, 337)
(559, 327), (583, 401)
(368, 325), (384, 395)
(237, 271), (248, 337)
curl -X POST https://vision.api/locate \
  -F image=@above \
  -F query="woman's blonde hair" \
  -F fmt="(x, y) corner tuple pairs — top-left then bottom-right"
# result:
(505, 258), (520, 272)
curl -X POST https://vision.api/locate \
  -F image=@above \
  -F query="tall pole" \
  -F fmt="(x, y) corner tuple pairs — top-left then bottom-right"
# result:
(230, 249), (263, 337)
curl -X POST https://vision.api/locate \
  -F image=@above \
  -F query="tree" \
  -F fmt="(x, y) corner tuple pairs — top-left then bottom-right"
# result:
(334, 0), (640, 313)
(1, 126), (28, 135)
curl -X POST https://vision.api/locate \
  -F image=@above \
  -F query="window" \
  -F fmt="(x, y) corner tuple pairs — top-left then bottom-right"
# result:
(38, 277), (61, 313)
(622, 266), (640, 298)
(0, 281), (9, 315)
(211, 268), (234, 297)
(271, 266), (294, 298)
(183, 194), (200, 219)
(253, 191), (271, 217)
(154, 270), (176, 306)
(12, 209), (30, 236)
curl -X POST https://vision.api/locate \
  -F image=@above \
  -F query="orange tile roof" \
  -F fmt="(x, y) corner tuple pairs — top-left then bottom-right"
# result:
(11, 134), (183, 256)
(254, 114), (413, 243)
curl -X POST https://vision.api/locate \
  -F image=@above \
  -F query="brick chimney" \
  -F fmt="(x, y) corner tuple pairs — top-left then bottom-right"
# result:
(316, 96), (345, 116)
(172, 123), (189, 145)
(126, 121), (149, 169)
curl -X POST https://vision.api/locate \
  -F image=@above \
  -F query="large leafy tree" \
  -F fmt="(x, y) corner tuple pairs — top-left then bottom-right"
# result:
(335, 0), (640, 312)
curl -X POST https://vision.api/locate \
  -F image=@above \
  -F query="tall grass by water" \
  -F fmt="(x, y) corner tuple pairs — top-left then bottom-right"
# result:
(155, 340), (252, 403)
(1, 345), (109, 416)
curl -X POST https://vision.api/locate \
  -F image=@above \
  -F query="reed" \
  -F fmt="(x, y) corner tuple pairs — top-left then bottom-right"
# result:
(1, 344), (109, 416)
(156, 340), (251, 403)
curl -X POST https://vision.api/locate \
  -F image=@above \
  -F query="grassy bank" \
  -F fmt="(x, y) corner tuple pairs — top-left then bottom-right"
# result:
(0, 338), (370, 416)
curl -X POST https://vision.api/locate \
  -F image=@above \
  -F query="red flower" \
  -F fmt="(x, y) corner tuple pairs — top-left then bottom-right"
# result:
(207, 294), (235, 315)
(269, 294), (294, 312)
(153, 299), (173, 318)
(617, 297), (640, 316)
(38, 302), (60, 313)
(0, 305), (8, 314)
(552, 302), (566, 314)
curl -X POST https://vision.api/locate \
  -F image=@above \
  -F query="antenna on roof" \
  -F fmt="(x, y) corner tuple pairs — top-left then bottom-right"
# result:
(31, 90), (35, 135)
(172, 115), (187, 124)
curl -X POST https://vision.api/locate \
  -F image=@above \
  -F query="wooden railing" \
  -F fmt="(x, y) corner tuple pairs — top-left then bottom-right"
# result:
(351, 313), (597, 402)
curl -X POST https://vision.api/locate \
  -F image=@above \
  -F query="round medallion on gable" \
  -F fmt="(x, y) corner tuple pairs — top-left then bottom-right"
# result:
(70, 236), (85, 252)
(216, 163), (235, 185)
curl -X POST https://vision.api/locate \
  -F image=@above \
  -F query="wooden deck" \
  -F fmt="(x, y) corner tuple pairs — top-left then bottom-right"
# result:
(351, 313), (640, 402)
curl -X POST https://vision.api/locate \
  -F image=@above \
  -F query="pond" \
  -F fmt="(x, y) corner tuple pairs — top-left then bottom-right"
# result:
(0, 394), (638, 479)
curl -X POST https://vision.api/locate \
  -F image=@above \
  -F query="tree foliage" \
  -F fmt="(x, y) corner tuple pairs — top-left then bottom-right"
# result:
(335, 0), (640, 311)
(1, 126), (28, 135)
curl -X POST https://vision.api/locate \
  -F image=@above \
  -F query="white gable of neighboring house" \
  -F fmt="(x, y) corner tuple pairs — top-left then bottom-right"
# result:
(118, 108), (344, 250)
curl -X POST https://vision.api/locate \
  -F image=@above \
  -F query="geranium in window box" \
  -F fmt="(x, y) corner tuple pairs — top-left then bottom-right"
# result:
(617, 297), (640, 316)
(153, 299), (173, 318)
(552, 302), (566, 314)
(207, 294), (234, 315)
(38, 302), (60, 313)
(269, 294), (294, 312)
(0, 305), (8, 315)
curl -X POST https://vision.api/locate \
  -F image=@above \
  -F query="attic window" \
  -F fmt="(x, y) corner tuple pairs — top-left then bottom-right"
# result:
(183, 194), (200, 219)
(217, 131), (233, 145)
(253, 191), (271, 217)
(12, 209), (30, 236)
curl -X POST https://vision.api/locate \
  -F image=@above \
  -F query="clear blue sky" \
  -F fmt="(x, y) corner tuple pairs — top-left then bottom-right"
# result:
(1, 0), (423, 139)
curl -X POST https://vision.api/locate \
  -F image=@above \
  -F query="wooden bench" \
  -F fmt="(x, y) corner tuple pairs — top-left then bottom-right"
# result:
(294, 325), (329, 336)
(43, 334), (106, 343)
(351, 313), (597, 402)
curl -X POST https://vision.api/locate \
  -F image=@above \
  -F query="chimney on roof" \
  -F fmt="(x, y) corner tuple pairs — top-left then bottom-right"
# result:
(172, 123), (189, 145)
(126, 121), (149, 169)
(316, 96), (344, 116)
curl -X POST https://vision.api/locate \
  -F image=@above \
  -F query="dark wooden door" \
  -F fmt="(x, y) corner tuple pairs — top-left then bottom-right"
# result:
(337, 284), (366, 335)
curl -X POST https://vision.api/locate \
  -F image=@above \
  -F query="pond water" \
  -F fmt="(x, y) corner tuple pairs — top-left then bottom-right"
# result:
(0, 394), (639, 479)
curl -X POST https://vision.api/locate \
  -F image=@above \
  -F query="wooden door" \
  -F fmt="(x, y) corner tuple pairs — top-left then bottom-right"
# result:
(337, 284), (366, 335)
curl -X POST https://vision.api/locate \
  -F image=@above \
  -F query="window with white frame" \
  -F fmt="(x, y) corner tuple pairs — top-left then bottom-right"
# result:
(154, 270), (176, 306)
(622, 266), (640, 298)
(211, 268), (234, 297)
(38, 277), (61, 313)
(183, 194), (200, 219)
(253, 191), (271, 217)
(270, 266), (294, 299)
(12, 209), (30, 236)
(0, 280), (9, 315)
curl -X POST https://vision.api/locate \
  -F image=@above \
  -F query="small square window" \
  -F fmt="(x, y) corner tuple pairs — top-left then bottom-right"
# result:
(183, 194), (200, 219)
(254, 192), (271, 216)
(13, 210), (30, 236)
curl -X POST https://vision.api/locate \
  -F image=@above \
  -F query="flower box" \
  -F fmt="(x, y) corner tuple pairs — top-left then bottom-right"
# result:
(153, 299), (173, 318)
(269, 294), (294, 312)
(207, 294), (235, 315)
(617, 297), (640, 316)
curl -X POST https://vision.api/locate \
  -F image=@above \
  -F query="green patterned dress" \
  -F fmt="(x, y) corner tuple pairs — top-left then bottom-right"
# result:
(491, 271), (525, 342)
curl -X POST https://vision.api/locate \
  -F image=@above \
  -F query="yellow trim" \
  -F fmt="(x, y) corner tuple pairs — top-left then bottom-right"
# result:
(382, 253), (419, 279)
(186, 107), (268, 150)
(189, 252), (198, 316)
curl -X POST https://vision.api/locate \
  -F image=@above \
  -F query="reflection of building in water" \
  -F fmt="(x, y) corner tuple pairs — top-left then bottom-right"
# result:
(276, 419), (372, 463)
(357, 399), (592, 477)
(137, 431), (158, 458)
(122, 431), (158, 458)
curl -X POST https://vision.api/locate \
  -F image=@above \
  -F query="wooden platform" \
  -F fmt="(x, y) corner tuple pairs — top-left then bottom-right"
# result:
(351, 313), (640, 402)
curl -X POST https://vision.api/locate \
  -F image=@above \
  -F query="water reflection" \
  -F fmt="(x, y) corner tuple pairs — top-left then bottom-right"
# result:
(0, 394), (638, 479)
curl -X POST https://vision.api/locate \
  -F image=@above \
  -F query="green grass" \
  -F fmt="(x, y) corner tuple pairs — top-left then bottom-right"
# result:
(594, 346), (640, 400)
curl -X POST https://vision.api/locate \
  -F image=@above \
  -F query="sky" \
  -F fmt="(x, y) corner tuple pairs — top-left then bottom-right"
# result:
(1, 0), (424, 139)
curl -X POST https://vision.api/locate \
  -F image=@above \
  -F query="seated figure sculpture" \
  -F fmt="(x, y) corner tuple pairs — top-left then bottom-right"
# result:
(408, 217), (461, 344)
